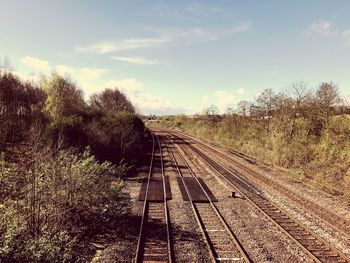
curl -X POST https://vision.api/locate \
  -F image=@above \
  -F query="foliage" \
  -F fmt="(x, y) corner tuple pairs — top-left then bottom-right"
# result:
(0, 72), (46, 148)
(43, 74), (86, 120)
(90, 88), (135, 114)
(0, 69), (145, 262)
(159, 82), (350, 197)
(85, 111), (145, 164)
(0, 148), (130, 263)
(39, 74), (146, 164)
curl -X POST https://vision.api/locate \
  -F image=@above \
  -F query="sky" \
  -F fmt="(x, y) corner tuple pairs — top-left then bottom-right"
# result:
(1, 0), (350, 115)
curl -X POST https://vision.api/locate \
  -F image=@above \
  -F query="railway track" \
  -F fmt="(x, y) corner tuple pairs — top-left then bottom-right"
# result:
(173, 129), (350, 239)
(165, 131), (350, 263)
(135, 134), (172, 263)
(160, 133), (251, 263)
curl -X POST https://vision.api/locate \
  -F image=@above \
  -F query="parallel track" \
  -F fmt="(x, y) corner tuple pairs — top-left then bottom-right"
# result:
(135, 134), (172, 263)
(161, 133), (251, 263)
(173, 129), (350, 239)
(165, 130), (350, 263)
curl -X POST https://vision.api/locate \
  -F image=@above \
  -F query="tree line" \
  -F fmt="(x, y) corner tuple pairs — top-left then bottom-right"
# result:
(0, 70), (146, 164)
(160, 81), (350, 197)
(0, 68), (147, 262)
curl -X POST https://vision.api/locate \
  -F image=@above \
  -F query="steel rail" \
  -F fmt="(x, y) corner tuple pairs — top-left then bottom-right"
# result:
(135, 133), (173, 263)
(135, 134), (155, 262)
(159, 133), (217, 263)
(173, 129), (350, 240)
(167, 130), (350, 263)
(160, 132), (251, 263)
(155, 134), (173, 263)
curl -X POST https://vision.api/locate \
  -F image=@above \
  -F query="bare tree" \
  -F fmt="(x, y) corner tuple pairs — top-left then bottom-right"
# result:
(284, 82), (312, 139)
(206, 104), (219, 116)
(237, 100), (251, 116)
(315, 82), (342, 125)
(256, 89), (275, 132)
(205, 104), (220, 127)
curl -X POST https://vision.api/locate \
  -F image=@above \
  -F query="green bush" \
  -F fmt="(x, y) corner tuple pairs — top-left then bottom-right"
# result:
(0, 148), (130, 262)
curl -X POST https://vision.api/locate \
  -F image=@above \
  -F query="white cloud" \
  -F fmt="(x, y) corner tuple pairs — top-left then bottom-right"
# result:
(20, 56), (108, 86)
(17, 56), (186, 115)
(305, 20), (350, 47)
(201, 89), (246, 113)
(111, 56), (160, 65)
(76, 23), (251, 54)
(202, 95), (209, 103)
(12, 71), (42, 84)
(306, 20), (335, 37)
(76, 38), (169, 54)
(55, 64), (74, 76)
(53, 64), (109, 96)
(55, 65), (108, 81)
(214, 90), (236, 109)
(21, 56), (51, 72)
(212, 88), (246, 112)
(80, 68), (109, 81)
(101, 78), (186, 115)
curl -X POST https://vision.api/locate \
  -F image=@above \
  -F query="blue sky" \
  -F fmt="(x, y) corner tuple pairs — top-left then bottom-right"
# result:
(1, 0), (350, 114)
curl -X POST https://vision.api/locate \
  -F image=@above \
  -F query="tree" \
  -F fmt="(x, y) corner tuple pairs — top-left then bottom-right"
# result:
(237, 100), (251, 116)
(206, 104), (219, 116)
(0, 72), (46, 148)
(43, 74), (86, 120)
(282, 82), (312, 139)
(256, 89), (275, 132)
(315, 82), (342, 125)
(205, 104), (220, 127)
(42, 74), (86, 148)
(90, 88), (135, 114)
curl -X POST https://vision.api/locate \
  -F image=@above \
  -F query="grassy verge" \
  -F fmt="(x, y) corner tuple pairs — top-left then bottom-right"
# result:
(157, 114), (350, 200)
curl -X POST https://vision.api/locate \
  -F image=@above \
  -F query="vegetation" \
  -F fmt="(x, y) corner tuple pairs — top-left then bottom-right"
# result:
(0, 69), (146, 262)
(159, 82), (350, 198)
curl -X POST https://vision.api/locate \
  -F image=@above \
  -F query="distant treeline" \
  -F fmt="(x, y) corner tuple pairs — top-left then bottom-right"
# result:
(159, 82), (350, 197)
(0, 70), (146, 165)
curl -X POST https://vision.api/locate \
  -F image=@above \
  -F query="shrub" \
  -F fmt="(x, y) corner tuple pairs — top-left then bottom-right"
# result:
(0, 148), (130, 262)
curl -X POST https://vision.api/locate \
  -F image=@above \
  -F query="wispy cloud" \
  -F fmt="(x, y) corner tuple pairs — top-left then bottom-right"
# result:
(185, 3), (223, 16)
(76, 38), (169, 54)
(21, 56), (51, 72)
(306, 20), (335, 37)
(149, 3), (224, 23)
(305, 19), (350, 47)
(111, 56), (160, 65)
(76, 23), (252, 54)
